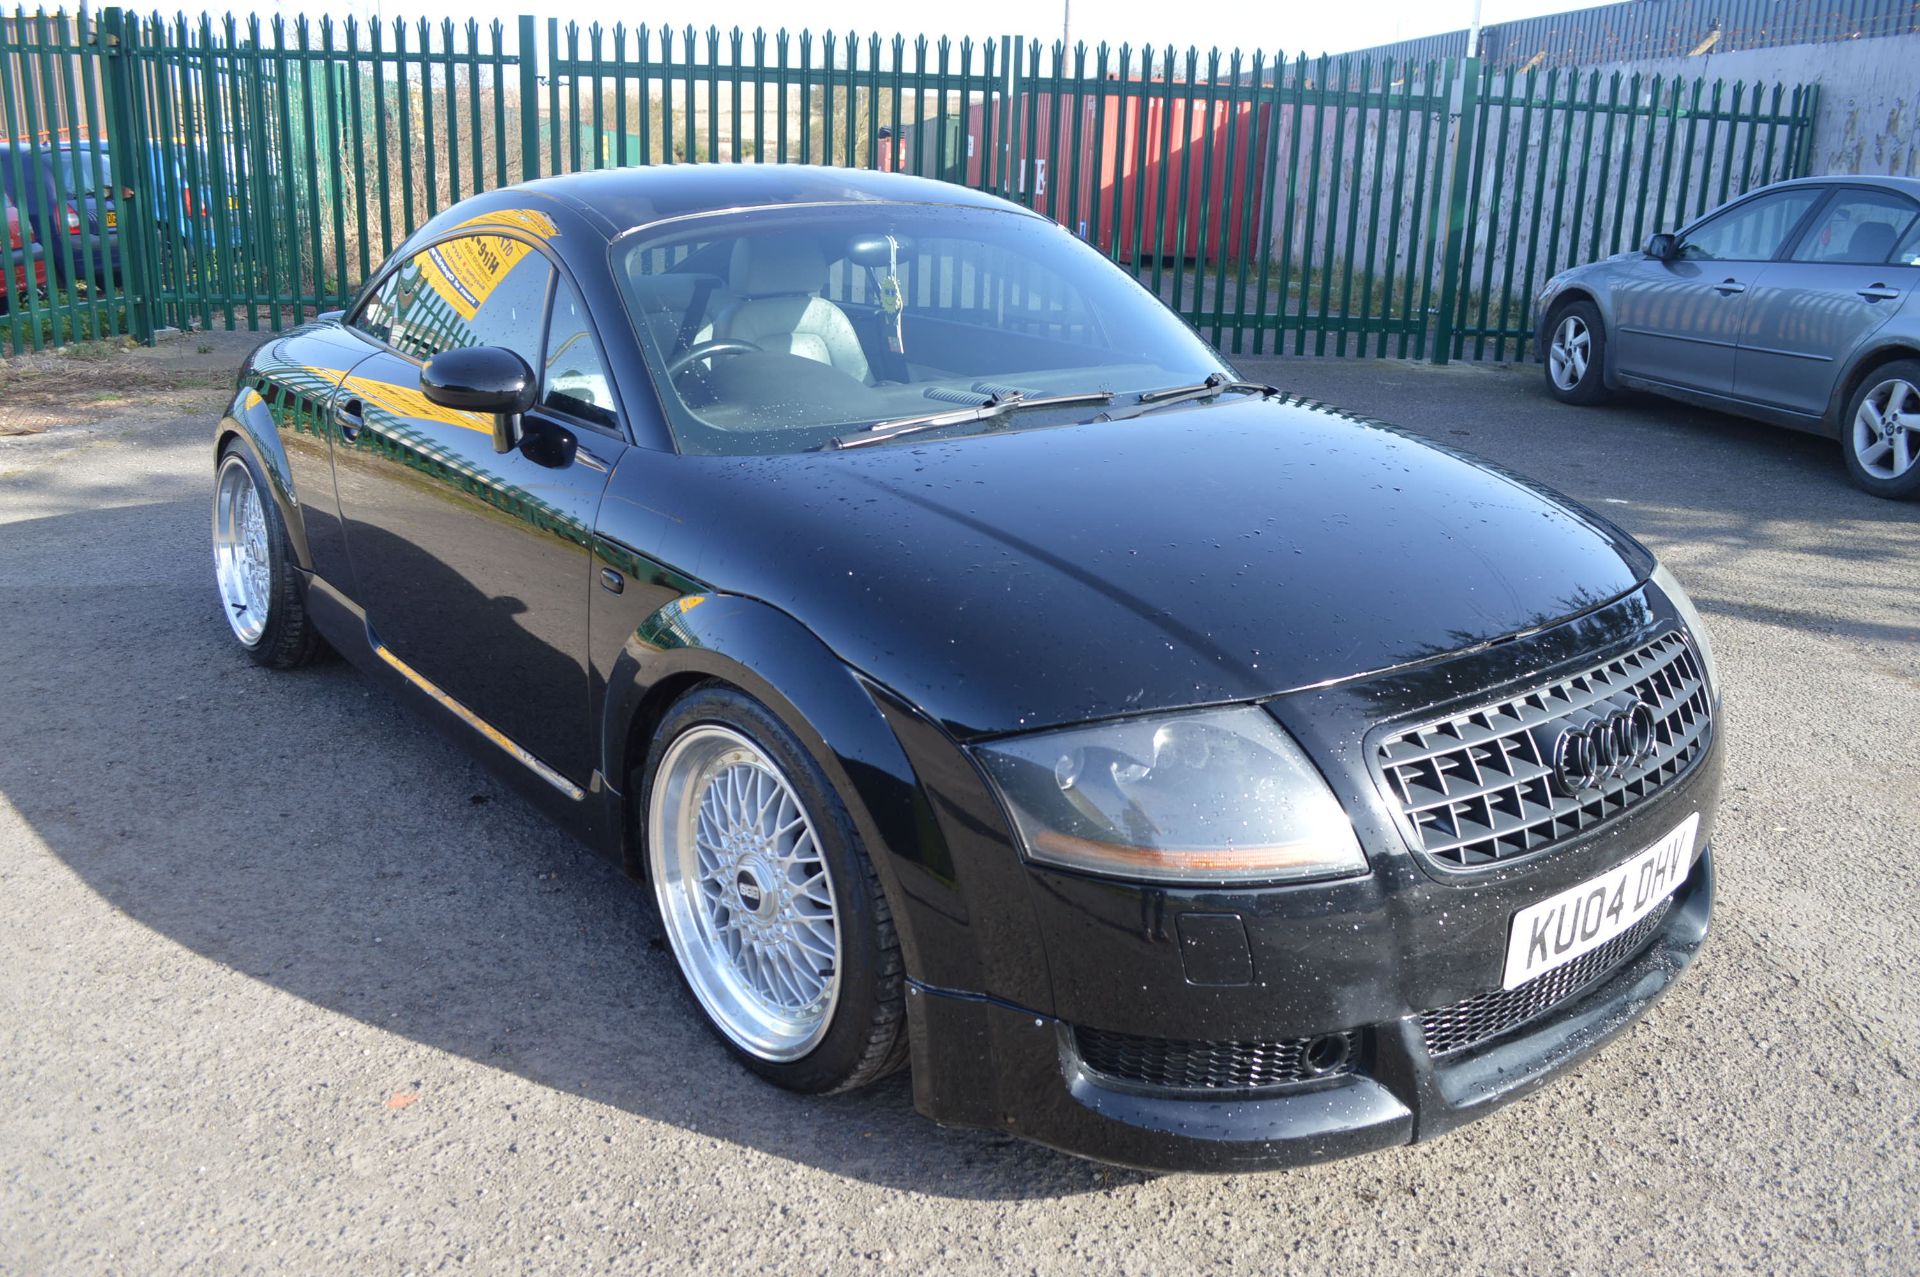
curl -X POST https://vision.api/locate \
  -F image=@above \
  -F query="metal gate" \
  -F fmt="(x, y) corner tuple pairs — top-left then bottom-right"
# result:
(2, 7), (1820, 361)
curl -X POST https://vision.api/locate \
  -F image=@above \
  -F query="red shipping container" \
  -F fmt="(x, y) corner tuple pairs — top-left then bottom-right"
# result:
(960, 85), (1271, 264)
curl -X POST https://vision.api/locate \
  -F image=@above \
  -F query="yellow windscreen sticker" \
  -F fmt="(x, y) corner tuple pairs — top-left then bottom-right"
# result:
(452, 208), (560, 240)
(418, 235), (534, 322)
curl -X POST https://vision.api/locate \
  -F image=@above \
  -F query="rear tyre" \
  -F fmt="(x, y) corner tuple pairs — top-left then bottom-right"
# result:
(642, 684), (908, 1095)
(1544, 300), (1610, 405)
(1840, 361), (1920, 501)
(212, 441), (328, 668)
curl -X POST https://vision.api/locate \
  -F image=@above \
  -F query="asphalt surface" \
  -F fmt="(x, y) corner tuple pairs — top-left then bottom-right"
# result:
(2, 334), (1916, 1274)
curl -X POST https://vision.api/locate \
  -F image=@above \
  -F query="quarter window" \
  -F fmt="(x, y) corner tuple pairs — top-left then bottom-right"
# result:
(542, 277), (617, 429)
(1680, 188), (1824, 262)
(1898, 219), (1920, 267)
(1788, 189), (1920, 265)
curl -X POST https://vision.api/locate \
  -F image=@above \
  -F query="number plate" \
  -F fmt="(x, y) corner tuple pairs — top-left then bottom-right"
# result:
(1502, 812), (1697, 990)
(104, 210), (117, 229)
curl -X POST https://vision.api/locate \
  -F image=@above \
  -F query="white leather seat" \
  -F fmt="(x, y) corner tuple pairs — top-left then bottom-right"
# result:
(716, 240), (872, 383)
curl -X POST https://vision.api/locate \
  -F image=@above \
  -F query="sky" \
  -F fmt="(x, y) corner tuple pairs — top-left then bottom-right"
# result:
(277, 0), (1610, 60)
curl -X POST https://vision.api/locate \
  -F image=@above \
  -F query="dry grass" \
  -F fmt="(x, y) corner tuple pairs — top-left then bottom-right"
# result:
(0, 336), (233, 437)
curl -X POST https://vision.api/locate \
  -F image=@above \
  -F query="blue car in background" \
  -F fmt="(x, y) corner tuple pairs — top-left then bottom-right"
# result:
(0, 139), (251, 294)
(62, 140), (251, 260)
(0, 143), (108, 286)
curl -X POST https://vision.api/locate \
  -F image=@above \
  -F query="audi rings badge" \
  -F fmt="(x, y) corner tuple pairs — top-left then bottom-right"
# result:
(1551, 701), (1657, 796)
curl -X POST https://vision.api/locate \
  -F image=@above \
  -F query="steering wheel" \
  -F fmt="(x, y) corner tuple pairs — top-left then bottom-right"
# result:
(669, 338), (762, 377)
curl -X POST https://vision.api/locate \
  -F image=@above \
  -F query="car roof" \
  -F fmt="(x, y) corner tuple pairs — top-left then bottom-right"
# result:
(509, 164), (1037, 240)
(1757, 174), (1920, 200)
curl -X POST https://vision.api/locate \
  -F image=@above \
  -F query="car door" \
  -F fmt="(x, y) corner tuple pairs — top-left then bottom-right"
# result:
(1607, 185), (1826, 396)
(1734, 186), (1920, 420)
(330, 231), (626, 791)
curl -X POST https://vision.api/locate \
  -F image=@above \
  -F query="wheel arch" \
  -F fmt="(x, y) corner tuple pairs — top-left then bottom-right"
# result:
(1825, 341), (1920, 440)
(601, 591), (956, 985)
(1544, 284), (1602, 320)
(214, 386), (313, 572)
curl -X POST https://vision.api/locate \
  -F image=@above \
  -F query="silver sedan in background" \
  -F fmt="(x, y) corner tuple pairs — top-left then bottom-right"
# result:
(1536, 175), (1920, 500)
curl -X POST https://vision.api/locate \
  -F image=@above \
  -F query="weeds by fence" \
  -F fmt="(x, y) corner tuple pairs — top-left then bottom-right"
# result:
(2, 7), (1818, 361)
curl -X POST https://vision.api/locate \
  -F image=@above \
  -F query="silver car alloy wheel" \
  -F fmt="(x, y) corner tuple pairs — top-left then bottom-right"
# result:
(1549, 313), (1591, 391)
(1852, 377), (1919, 481)
(648, 724), (842, 1061)
(212, 454), (272, 647)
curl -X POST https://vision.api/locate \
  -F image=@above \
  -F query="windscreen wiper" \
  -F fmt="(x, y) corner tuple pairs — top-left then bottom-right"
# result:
(1107, 372), (1279, 419)
(827, 389), (1116, 450)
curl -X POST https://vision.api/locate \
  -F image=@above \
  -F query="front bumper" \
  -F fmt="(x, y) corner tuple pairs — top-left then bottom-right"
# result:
(885, 584), (1721, 1172)
(908, 850), (1712, 1172)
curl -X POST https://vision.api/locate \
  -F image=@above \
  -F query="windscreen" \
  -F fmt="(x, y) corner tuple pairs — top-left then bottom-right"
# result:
(615, 203), (1228, 454)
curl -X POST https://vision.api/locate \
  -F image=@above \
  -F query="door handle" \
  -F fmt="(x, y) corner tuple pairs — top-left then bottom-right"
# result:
(1713, 279), (1747, 295)
(1858, 285), (1900, 301)
(336, 397), (364, 442)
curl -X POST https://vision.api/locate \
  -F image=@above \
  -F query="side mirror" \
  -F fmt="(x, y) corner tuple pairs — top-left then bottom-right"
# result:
(423, 346), (538, 453)
(1644, 232), (1680, 262)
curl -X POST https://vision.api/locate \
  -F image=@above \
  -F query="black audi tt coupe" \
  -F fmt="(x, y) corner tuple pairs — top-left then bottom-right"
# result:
(210, 166), (1722, 1171)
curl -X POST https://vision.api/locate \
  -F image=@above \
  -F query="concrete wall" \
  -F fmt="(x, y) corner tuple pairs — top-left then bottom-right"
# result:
(1590, 33), (1920, 177)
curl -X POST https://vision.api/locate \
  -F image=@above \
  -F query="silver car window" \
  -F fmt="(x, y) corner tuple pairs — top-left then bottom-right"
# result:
(1789, 189), (1920, 265)
(1898, 219), (1920, 267)
(1680, 188), (1824, 262)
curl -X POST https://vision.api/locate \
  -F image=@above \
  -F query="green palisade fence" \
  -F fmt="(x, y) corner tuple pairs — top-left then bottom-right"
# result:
(1, 7), (1820, 360)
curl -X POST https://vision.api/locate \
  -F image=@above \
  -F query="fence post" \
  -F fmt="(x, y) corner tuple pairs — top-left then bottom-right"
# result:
(1430, 55), (1479, 366)
(1006, 35), (1025, 204)
(97, 6), (155, 345)
(1792, 82), (1820, 177)
(517, 15), (541, 180)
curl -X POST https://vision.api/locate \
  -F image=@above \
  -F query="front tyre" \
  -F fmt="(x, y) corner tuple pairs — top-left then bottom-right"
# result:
(1544, 300), (1610, 405)
(1840, 362), (1920, 501)
(642, 685), (908, 1094)
(212, 442), (328, 667)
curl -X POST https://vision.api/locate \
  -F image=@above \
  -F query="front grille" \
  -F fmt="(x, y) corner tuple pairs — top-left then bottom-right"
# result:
(1376, 631), (1711, 871)
(1420, 901), (1671, 1057)
(1074, 1026), (1357, 1092)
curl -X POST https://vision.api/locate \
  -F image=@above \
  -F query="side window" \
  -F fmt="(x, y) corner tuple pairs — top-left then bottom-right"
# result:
(358, 234), (553, 366)
(541, 277), (618, 429)
(1899, 219), (1920, 268)
(1788, 189), (1920, 265)
(1680, 189), (1824, 262)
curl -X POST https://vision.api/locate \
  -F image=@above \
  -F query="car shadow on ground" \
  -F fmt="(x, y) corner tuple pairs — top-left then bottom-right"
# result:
(0, 491), (1147, 1202)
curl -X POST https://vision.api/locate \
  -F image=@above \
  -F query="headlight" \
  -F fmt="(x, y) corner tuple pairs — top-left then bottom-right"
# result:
(973, 707), (1367, 885)
(1652, 561), (1720, 698)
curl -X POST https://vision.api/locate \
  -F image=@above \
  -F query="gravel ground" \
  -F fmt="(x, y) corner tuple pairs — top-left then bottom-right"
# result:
(1, 333), (1915, 1274)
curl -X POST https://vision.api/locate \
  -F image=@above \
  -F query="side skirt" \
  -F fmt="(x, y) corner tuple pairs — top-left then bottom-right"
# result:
(1613, 373), (1831, 437)
(301, 572), (629, 863)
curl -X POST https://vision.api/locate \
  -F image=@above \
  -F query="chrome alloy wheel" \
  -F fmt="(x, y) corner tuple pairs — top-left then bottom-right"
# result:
(1852, 376), (1920, 481)
(1548, 313), (1591, 391)
(212, 454), (272, 646)
(648, 724), (842, 1061)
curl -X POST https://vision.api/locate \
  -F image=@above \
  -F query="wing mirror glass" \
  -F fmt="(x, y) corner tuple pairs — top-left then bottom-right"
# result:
(1644, 232), (1680, 261)
(423, 346), (538, 453)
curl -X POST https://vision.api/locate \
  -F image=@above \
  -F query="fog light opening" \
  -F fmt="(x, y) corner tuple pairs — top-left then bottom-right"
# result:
(1302, 1033), (1352, 1077)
